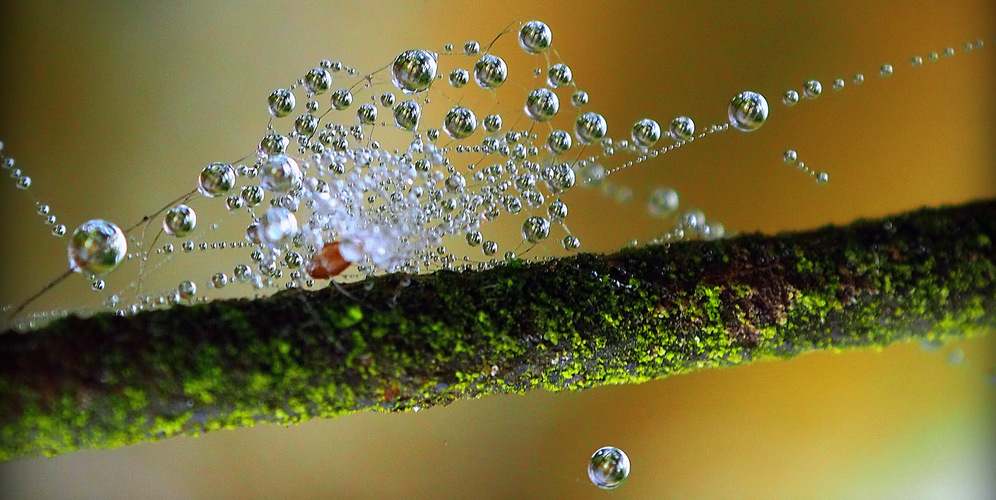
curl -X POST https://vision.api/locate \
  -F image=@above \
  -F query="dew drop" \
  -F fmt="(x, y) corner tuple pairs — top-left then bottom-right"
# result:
(521, 216), (550, 243)
(303, 67), (332, 95)
(547, 63), (572, 88)
(443, 106), (478, 139)
(588, 446), (630, 490)
(390, 49), (438, 94)
(518, 20), (552, 54)
(647, 186), (679, 218)
(574, 112), (607, 144)
(177, 280), (197, 300)
(267, 89), (296, 118)
(260, 155), (302, 193)
(198, 162), (236, 198)
(448, 68), (469, 88)
(802, 80), (822, 99)
(524, 88), (560, 122)
(728, 91), (768, 132)
(668, 116), (694, 141)
(627, 119), (659, 147)
(393, 100), (422, 131)
(163, 204), (197, 237)
(68, 219), (127, 274)
(782, 90), (799, 106)
(473, 54), (508, 89)
(879, 63), (893, 77)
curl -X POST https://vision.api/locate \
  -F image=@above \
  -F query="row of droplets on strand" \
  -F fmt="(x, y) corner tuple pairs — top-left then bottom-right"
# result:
(2, 23), (993, 331)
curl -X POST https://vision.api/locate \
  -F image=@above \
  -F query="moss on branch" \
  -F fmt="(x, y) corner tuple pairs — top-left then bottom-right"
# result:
(2, 199), (995, 461)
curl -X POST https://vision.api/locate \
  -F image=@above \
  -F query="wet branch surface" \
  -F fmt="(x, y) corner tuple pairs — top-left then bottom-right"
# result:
(2, 199), (995, 461)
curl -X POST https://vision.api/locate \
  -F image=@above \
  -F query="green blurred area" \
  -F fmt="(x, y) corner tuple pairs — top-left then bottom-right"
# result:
(0, 1), (994, 498)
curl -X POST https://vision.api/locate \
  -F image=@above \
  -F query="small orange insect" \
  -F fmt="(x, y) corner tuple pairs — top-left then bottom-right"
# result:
(305, 241), (352, 279)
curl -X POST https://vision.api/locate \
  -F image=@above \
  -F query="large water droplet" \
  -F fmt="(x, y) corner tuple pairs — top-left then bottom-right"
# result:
(163, 204), (197, 237)
(518, 20), (552, 54)
(393, 100), (422, 131)
(198, 162), (236, 197)
(68, 219), (127, 274)
(473, 54), (508, 89)
(728, 91), (769, 132)
(575, 112), (607, 144)
(631, 119), (661, 147)
(443, 106), (478, 139)
(524, 88), (560, 122)
(390, 49), (438, 94)
(588, 446), (630, 490)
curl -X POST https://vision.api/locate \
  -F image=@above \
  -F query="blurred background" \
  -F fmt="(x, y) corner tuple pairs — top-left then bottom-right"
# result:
(0, 0), (994, 498)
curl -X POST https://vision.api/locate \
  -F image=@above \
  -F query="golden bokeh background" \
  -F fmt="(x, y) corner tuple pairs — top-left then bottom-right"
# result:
(0, 0), (994, 498)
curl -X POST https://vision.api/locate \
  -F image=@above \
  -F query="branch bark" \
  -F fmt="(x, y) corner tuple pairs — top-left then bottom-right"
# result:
(2, 199), (995, 461)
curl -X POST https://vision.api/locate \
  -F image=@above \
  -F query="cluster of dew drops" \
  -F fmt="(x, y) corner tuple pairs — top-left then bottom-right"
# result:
(3, 22), (992, 336)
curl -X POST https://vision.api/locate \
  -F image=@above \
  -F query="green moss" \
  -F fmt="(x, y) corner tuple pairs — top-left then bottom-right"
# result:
(1, 200), (995, 461)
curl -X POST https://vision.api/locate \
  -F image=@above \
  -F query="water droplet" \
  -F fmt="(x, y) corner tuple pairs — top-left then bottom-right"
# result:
(521, 216), (550, 243)
(575, 112), (607, 144)
(260, 155), (302, 193)
(853, 73), (865, 84)
(258, 207), (298, 248)
(562, 235), (581, 251)
(524, 88), (560, 122)
(443, 106), (477, 139)
(518, 20), (552, 54)
(832, 78), (845, 91)
(571, 90), (589, 107)
(393, 100), (422, 131)
(627, 119), (659, 147)
(588, 446), (630, 490)
(357, 103), (378, 125)
(241, 185), (264, 207)
(177, 280), (197, 300)
(259, 133), (289, 156)
(483, 113), (503, 133)
(547, 200), (568, 221)
(879, 63), (893, 77)
(163, 204), (197, 237)
(783, 150), (797, 163)
(463, 40), (480, 55)
(390, 49), (438, 94)
(330, 89), (353, 110)
(668, 116), (695, 141)
(198, 162), (236, 197)
(267, 89), (295, 118)
(15, 176), (31, 189)
(647, 186), (679, 218)
(547, 63), (572, 88)
(816, 172), (829, 184)
(448, 68), (469, 88)
(782, 90), (799, 106)
(482, 240), (498, 256)
(910, 55), (923, 67)
(211, 272), (229, 288)
(727, 91), (768, 132)
(802, 80), (822, 99)
(547, 130), (572, 154)
(304, 67), (332, 95)
(473, 54), (508, 89)
(91, 279), (105, 291)
(68, 219), (127, 274)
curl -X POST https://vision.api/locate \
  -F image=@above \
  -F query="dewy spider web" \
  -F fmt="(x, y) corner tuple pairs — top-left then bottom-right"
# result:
(0, 20), (993, 333)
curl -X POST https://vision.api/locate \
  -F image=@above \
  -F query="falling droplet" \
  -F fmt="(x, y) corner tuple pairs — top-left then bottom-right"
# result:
(588, 446), (630, 490)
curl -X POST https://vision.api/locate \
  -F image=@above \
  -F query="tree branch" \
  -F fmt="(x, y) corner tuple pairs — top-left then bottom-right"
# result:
(2, 199), (995, 461)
